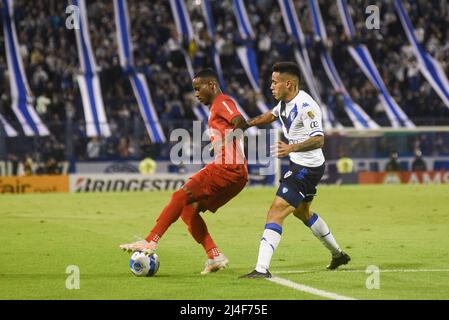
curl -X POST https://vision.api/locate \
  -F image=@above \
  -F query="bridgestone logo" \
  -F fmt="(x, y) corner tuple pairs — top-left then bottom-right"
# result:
(73, 176), (187, 192)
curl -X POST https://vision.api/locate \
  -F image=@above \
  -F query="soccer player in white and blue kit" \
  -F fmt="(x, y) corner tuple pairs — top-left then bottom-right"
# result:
(240, 62), (350, 278)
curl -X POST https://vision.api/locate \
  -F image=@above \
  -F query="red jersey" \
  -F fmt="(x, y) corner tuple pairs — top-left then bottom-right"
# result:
(186, 94), (248, 213)
(208, 94), (247, 168)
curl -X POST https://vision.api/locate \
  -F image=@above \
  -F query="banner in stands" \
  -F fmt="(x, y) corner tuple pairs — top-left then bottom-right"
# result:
(75, 161), (140, 174)
(359, 171), (449, 184)
(0, 175), (69, 194)
(70, 174), (190, 192)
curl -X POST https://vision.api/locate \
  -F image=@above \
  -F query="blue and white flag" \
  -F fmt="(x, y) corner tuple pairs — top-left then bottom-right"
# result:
(395, 0), (449, 110)
(72, 0), (97, 75)
(200, 0), (257, 135)
(232, 0), (261, 93)
(201, 0), (215, 38)
(278, 0), (337, 130)
(0, 114), (18, 137)
(2, 0), (49, 136)
(308, 0), (379, 129)
(169, 0), (209, 123)
(278, 0), (314, 89)
(236, 46), (277, 121)
(72, 0), (110, 137)
(129, 74), (166, 143)
(232, 0), (279, 125)
(201, 0), (226, 90)
(114, 0), (133, 70)
(76, 74), (110, 137)
(337, 0), (414, 128)
(348, 46), (414, 128)
(232, 0), (255, 40)
(114, 0), (166, 143)
(337, 0), (356, 38)
(169, 0), (194, 78)
(236, 46), (262, 94)
(169, 0), (194, 43)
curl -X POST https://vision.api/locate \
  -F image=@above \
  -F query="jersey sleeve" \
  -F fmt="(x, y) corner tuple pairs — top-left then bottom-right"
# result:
(301, 100), (324, 137)
(271, 102), (281, 117)
(217, 98), (242, 124)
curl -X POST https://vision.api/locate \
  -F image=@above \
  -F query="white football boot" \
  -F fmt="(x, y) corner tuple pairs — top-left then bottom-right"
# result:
(119, 239), (157, 255)
(200, 253), (229, 275)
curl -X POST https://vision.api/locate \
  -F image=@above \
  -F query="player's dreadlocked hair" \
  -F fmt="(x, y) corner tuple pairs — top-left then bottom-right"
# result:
(272, 62), (301, 84)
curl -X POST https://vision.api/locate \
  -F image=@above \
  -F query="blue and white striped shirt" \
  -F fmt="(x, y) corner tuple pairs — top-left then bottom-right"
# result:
(272, 90), (325, 167)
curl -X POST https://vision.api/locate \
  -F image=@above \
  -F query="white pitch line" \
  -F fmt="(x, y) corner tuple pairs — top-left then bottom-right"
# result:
(274, 269), (449, 274)
(267, 276), (357, 300)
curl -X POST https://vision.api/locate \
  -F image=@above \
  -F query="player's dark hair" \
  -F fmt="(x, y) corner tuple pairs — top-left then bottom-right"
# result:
(272, 62), (301, 83)
(194, 68), (219, 82)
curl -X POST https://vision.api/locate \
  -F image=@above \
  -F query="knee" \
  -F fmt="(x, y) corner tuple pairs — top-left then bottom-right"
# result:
(293, 208), (312, 223)
(267, 207), (286, 225)
(172, 189), (189, 205)
(266, 197), (295, 225)
(180, 203), (198, 225)
(180, 210), (191, 224)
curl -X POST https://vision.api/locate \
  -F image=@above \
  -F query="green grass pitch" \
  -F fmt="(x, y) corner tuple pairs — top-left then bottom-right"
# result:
(1, 185), (449, 300)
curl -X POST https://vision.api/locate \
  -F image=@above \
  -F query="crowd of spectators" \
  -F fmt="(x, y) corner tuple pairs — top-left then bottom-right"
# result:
(321, 0), (449, 126)
(0, 0), (448, 167)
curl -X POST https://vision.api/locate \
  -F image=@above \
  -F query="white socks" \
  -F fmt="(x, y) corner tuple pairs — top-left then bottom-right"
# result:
(305, 213), (342, 257)
(253, 214), (341, 273)
(255, 224), (282, 273)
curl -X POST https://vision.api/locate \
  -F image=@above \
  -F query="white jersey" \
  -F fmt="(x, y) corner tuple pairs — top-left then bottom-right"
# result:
(272, 90), (325, 167)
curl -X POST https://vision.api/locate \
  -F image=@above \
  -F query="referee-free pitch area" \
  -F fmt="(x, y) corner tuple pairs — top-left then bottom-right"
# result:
(1, 185), (448, 300)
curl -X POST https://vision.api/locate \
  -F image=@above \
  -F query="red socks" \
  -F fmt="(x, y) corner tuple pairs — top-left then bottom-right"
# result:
(145, 189), (189, 242)
(206, 247), (221, 259)
(145, 189), (221, 259)
(181, 204), (220, 259)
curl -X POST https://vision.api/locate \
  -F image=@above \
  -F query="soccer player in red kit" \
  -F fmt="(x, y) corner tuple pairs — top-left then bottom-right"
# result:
(120, 69), (249, 274)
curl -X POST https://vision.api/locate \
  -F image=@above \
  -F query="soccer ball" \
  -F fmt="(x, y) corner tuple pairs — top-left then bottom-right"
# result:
(129, 251), (160, 277)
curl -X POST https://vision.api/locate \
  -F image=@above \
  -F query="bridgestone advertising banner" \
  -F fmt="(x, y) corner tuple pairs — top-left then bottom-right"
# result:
(70, 174), (190, 192)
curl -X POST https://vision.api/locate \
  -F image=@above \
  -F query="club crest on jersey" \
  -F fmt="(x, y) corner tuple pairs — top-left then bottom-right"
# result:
(284, 171), (293, 179)
(307, 111), (315, 119)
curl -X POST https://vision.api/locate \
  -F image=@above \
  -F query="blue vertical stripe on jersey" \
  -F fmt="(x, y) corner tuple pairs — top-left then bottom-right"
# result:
(286, 104), (298, 132)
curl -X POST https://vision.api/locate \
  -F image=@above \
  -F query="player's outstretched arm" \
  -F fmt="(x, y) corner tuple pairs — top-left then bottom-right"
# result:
(210, 115), (249, 152)
(222, 115), (249, 145)
(290, 135), (324, 152)
(272, 136), (324, 158)
(247, 112), (278, 128)
(231, 115), (250, 132)
(215, 112), (276, 149)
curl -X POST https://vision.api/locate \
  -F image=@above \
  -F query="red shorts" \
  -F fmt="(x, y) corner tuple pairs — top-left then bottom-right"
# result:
(184, 163), (248, 213)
